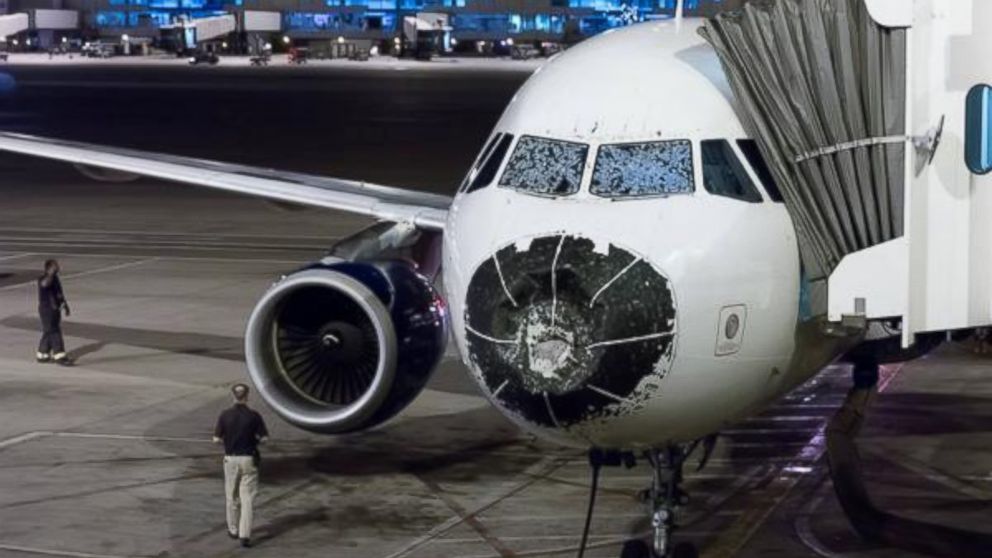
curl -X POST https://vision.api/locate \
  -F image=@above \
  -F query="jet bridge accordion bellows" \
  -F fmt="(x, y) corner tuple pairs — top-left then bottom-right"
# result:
(701, 0), (908, 283)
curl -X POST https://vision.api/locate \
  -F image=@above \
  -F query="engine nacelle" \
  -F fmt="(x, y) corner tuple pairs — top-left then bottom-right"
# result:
(244, 260), (447, 434)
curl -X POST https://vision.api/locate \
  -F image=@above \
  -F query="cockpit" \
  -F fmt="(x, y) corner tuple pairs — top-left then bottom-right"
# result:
(460, 132), (785, 204)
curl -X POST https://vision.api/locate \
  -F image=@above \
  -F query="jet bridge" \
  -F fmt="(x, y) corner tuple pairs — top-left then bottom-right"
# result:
(703, 0), (992, 347)
(0, 13), (28, 38)
(162, 14), (236, 51)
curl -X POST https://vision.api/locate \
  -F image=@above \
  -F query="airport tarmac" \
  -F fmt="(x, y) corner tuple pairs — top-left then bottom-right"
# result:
(0, 65), (990, 558)
(2, 53), (547, 73)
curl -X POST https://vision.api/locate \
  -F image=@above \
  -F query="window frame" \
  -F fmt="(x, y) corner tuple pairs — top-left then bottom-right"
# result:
(461, 132), (505, 193)
(497, 134), (590, 198)
(736, 139), (784, 203)
(464, 133), (515, 194)
(589, 138), (696, 200)
(699, 138), (764, 204)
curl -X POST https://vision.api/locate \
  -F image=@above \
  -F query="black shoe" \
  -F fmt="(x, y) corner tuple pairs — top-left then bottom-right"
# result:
(36, 357), (51, 364)
(240, 538), (251, 548)
(227, 531), (238, 540)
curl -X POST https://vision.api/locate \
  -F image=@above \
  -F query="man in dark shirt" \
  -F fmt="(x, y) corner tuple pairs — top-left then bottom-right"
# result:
(37, 259), (72, 365)
(213, 383), (269, 548)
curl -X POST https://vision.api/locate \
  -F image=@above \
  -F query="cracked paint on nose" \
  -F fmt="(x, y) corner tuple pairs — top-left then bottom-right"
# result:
(463, 233), (678, 430)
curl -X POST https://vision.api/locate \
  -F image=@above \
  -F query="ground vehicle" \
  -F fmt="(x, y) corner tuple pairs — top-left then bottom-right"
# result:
(188, 52), (219, 65)
(288, 47), (309, 64)
(348, 48), (370, 61)
(250, 54), (270, 66)
(510, 44), (540, 60)
(82, 42), (115, 59)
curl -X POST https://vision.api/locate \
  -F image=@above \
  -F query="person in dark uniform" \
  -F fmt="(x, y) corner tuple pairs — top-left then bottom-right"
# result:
(37, 259), (73, 365)
(213, 383), (269, 548)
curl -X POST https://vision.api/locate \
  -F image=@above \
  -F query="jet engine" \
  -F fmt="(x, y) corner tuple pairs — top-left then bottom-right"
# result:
(244, 260), (447, 434)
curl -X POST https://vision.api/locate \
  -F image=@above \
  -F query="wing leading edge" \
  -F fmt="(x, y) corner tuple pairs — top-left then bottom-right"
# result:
(0, 132), (450, 230)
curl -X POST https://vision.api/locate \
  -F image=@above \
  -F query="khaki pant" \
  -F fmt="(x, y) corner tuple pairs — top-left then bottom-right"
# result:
(223, 455), (258, 539)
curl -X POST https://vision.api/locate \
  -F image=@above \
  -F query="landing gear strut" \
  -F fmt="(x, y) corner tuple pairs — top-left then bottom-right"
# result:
(621, 446), (698, 558)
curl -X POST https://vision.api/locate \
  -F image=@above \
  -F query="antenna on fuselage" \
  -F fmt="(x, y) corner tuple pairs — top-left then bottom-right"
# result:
(675, 0), (684, 32)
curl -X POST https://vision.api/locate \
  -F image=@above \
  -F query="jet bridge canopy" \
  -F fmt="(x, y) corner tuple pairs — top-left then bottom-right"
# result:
(162, 14), (236, 48)
(0, 13), (28, 38)
(704, 0), (992, 346)
(701, 0), (908, 282)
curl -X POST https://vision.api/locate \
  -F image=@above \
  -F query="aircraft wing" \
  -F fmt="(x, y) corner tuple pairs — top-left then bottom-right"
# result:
(0, 132), (451, 230)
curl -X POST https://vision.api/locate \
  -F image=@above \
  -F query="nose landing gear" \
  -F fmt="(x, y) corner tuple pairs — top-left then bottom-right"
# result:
(645, 447), (697, 558)
(611, 446), (697, 558)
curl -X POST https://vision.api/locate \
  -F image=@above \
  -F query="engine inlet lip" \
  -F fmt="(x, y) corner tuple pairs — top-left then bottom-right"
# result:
(244, 269), (398, 432)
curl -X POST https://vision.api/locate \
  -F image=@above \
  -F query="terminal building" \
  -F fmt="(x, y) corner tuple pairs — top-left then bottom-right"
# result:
(4, 0), (741, 50)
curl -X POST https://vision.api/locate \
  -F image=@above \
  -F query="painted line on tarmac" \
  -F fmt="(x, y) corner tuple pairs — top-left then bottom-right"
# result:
(796, 446), (992, 558)
(384, 456), (574, 558)
(0, 257), (160, 291)
(793, 480), (843, 558)
(420, 477), (515, 558)
(0, 431), (52, 450)
(702, 364), (904, 558)
(0, 543), (134, 558)
(53, 432), (214, 444)
(0, 241), (323, 254)
(448, 532), (651, 558)
(0, 252), (34, 262)
(0, 226), (340, 241)
(860, 445), (992, 500)
(0, 250), (308, 265)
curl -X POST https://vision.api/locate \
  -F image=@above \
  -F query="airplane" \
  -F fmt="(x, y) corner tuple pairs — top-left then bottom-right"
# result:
(0, 1), (987, 556)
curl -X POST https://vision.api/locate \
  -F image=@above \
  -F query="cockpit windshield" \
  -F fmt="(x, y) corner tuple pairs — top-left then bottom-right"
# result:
(591, 140), (694, 198)
(499, 135), (588, 196)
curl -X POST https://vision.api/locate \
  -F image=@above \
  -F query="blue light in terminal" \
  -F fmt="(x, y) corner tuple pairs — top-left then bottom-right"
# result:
(93, 0), (728, 33)
(95, 10), (126, 27)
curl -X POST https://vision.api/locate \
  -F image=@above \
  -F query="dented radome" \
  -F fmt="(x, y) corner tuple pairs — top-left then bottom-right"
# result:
(464, 234), (677, 432)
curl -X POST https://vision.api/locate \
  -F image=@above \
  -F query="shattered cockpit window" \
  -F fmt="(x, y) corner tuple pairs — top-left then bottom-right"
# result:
(591, 140), (694, 198)
(499, 136), (588, 196)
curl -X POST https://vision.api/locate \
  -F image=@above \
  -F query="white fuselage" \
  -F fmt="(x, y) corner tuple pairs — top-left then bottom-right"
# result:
(442, 20), (843, 448)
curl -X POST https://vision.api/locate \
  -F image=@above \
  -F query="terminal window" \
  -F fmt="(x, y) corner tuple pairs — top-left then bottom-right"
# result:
(966, 84), (992, 175)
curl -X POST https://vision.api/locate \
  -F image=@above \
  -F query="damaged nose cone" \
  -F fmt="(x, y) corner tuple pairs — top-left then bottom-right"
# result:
(464, 234), (677, 430)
